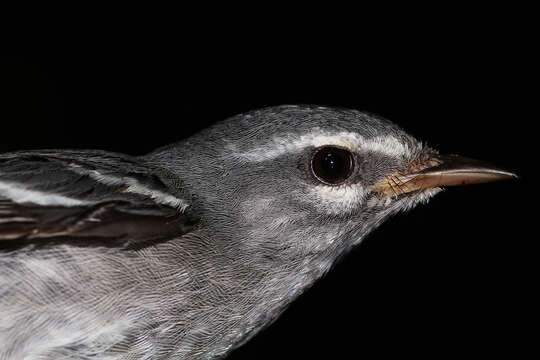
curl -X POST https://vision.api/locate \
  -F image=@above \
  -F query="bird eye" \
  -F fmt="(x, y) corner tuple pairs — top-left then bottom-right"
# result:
(311, 146), (354, 185)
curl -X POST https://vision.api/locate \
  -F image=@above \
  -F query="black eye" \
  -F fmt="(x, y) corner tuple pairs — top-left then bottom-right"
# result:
(311, 146), (355, 185)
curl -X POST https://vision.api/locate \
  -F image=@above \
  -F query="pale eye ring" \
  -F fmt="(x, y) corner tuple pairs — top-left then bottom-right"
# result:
(311, 146), (355, 185)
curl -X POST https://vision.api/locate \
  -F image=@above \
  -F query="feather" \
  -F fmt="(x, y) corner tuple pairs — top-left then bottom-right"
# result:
(0, 151), (197, 248)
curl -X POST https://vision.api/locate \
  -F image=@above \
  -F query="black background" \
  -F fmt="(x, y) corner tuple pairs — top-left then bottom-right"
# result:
(0, 24), (534, 359)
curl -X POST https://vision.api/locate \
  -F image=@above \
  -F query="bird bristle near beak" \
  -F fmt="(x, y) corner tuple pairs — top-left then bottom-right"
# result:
(372, 154), (518, 197)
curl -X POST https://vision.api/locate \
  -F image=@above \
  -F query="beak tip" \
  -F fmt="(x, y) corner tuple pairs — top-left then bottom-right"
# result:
(492, 169), (519, 181)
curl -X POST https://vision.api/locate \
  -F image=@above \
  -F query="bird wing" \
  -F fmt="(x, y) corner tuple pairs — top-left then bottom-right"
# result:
(0, 150), (196, 248)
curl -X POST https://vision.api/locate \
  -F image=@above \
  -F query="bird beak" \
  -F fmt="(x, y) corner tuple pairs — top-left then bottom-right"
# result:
(372, 154), (518, 197)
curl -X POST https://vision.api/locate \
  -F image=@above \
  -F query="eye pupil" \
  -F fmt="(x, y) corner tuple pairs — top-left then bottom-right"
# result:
(311, 146), (354, 185)
(322, 152), (342, 173)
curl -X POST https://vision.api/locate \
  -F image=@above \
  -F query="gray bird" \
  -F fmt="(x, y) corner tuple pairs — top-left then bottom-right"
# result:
(0, 105), (516, 359)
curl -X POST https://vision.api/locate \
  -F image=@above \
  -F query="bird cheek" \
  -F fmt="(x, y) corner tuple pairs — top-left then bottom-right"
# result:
(304, 184), (367, 216)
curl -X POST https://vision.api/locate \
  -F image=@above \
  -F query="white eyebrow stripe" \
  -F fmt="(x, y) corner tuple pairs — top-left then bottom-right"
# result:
(0, 181), (88, 206)
(68, 166), (190, 211)
(231, 131), (412, 162)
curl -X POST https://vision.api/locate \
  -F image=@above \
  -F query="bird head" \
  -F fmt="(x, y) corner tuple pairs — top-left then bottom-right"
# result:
(148, 105), (516, 275)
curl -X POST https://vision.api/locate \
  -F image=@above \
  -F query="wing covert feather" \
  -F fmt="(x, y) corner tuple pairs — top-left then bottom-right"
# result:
(0, 150), (196, 247)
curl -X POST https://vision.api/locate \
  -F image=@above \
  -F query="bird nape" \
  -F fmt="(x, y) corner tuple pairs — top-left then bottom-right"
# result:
(0, 105), (517, 359)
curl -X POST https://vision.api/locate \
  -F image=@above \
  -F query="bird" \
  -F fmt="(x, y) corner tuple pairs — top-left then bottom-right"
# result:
(0, 105), (517, 360)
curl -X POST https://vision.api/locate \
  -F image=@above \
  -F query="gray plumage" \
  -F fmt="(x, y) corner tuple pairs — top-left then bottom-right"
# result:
(0, 105), (515, 359)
